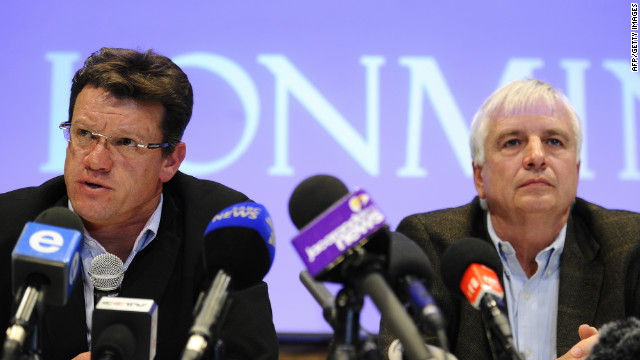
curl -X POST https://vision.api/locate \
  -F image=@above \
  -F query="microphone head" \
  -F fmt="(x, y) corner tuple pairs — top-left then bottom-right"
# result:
(289, 174), (390, 280)
(92, 323), (136, 360)
(387, 232), (435, 290)
(587, 317), (640, 360)
(288, 174), (349, 230)
(440, 237), (503, 298)
(11, 207), (84, 305)
(203, 202), (275, 290)
(33, 206), (84, 232)
(89, 253), (125, 292)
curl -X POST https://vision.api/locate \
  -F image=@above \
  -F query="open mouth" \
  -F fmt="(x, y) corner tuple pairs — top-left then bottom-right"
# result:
(85, 182), (103, 189)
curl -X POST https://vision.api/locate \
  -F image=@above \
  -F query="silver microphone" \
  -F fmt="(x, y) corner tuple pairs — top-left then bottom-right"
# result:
(89, 253), (125, 305)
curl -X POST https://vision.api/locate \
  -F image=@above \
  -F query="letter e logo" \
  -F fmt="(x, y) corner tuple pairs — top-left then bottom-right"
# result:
(29, 230), (63, 253)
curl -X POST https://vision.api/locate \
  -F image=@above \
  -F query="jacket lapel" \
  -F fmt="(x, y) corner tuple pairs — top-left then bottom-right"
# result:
(555, 214), (602, 355)
(118, 191), (183, 302)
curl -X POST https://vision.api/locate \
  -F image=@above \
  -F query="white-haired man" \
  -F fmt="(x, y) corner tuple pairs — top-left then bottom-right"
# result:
(380, 78), (640, 360)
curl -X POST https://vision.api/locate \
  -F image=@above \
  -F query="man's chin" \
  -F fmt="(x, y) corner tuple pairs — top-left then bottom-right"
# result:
(517, 196), (566, 214)
(70, 201), (114, 225)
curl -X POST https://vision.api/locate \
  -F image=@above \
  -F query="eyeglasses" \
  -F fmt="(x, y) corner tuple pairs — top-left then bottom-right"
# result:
(59, 121), (169, 157)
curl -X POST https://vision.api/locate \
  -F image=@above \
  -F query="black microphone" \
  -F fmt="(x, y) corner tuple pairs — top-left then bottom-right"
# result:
(586, 317), (640, 360)
(289, 174), (432, 360)
(89, 253), (124, 307)
(441, 237), (524, 360)
(181, 202), (275, 360)
(387, 232), (447, 352)
(91, 296), (158, 360)
(289, 174), (350, 233)
(2, 207), (83, 360)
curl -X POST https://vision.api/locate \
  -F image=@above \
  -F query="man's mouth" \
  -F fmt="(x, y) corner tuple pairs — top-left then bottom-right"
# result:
(520, 178), (551, 187)
(85, 182), (103, 189)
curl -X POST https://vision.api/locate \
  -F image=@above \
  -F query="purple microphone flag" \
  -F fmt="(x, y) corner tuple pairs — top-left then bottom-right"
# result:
(291, 189), (386, 277)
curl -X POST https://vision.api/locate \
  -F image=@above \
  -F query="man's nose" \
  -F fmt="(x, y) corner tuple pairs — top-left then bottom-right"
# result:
(523, 138), (546, 170)
(83, 137), (113, 172)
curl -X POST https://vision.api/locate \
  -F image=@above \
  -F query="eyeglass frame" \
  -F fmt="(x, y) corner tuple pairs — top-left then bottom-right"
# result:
(59, 121), (170, 152)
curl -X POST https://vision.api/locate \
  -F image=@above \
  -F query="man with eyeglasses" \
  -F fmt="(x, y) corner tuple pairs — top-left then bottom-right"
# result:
(0, 48), (278, 359)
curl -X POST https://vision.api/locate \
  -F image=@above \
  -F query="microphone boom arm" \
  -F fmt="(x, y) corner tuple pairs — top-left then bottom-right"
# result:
(181, 270), (231, 360)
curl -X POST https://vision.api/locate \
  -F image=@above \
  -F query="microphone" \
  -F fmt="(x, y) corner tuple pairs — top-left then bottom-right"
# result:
(181, 202), (275, 360)
(586, 317), (640, 360)
(440, 237), (524, 360)
(387, 232), (447, 351)
(289, 174), (388, 280)
(91, 296), (158, 360)
(299, 270), (382, 360)
(2, 207), (83, 359)
(89, 253), (125, 306)
(289, 174), (432, 360)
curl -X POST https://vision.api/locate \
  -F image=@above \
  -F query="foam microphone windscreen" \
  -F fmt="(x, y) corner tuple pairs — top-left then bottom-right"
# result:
(440, 237), (503, 297)
(288, 174), (349, 230)
(202, 202), (275, 290)
(34, 207), (84, 232)
(387, 232), (435, 290)
(586, 317), (640, 360)
(203, 227), (270, 290)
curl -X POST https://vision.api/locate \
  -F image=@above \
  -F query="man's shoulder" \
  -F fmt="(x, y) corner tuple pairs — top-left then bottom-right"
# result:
(396, 198), (482, 250)
(165, 171), (249, 205)
(574, 197), (640, 220)
(0, 176), (67, 225)
(162, 172), (251, 230)
(1, 176), (66, 199)
(398, 198), (479, 231)
(573, 197), (640, 244)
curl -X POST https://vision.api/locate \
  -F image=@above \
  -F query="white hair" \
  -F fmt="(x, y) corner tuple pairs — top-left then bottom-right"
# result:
(469, 78), (582, 167)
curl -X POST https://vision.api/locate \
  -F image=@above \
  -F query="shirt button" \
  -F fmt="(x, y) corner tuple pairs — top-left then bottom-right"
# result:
(524, 349), (531, 357)
(545, 269), (552, 276)
(524, 292), (531, 300)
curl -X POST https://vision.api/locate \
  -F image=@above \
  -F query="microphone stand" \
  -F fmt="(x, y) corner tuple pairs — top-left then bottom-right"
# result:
(2, 284), (46, 360)
(24, 321), (43, 360)
(480, 296), (524, 360)
(329, 286), (362, 360)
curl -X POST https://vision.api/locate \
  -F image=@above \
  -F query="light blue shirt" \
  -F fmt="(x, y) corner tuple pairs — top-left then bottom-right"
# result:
(486, 212), (566, 360)
(69, 195), (163, 347)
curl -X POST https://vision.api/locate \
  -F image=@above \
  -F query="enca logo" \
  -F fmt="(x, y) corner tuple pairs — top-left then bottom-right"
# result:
(29, 230), (64, 253)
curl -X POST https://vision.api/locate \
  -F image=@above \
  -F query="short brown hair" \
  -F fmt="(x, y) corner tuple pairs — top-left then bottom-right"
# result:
(69, 47), (193, 155)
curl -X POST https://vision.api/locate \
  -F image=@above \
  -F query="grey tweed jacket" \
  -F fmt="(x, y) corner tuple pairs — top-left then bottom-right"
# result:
(379, 197), (640, 360)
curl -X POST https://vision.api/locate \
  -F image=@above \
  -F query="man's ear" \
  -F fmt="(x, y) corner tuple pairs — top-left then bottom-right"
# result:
(472, 161), (486, 199)
(160, 142), (186, 183)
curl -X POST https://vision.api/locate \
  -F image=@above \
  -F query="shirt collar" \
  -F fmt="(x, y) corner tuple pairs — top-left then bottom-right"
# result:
(486, 211), (566, 274)
(69, 194), (163, 270)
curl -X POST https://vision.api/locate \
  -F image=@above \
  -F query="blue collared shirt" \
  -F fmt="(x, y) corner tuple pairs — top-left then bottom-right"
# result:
(486, 212), (566, 360)
(69, 195), (163, 347)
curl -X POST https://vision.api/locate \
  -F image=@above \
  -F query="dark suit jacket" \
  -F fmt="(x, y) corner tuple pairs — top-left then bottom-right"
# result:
(0, 172), (278, 360)
(379, 197), (640, 360)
